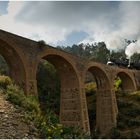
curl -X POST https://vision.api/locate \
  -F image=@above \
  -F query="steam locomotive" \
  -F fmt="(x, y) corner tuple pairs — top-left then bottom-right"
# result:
(107, 58), (140, 70)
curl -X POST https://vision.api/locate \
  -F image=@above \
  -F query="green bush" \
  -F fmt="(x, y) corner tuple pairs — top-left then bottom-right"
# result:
(85, 82), (96, 95)
(130, 131), (140, 138)
(6, 84), (26, 106)
(37, 60), (60, 115)
(0, 76), (89, 139)
(2, 82), (40, 114)
(62, 126), (90, 139)
(27, 110), (90, 139)
(27, 111), (62, 139)
(23, 95), (40, 113)
(124, 105), (140, 117)
(117, 99), (133, 109)
(0, 75), (12, 89)
(128, 119), (140, 127)
(114, 77), (122, 92)
(110, 128), (121, 139)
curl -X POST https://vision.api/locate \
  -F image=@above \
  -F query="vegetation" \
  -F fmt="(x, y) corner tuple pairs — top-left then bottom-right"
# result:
(58, 41), (140, 66)
(0, 75), (90, 139)
(0, 40), (140, 138)
(37, 60), (60, 115)
(130, 52), (140, 63)
(85, 77), (140, 139)
(85, 80), (97, 137)
(58, 42), (110, 64)
(111, 91), (140, 139)
(100, 78), (140, 138)
(114, 77), (122, 92)
(0, 55), (9, 75)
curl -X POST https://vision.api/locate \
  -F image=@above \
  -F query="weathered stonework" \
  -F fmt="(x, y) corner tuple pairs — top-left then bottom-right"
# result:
(0, 29), (139, 135)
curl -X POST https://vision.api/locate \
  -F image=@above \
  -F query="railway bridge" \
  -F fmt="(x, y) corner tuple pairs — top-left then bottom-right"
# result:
(0, 29), (140, 135)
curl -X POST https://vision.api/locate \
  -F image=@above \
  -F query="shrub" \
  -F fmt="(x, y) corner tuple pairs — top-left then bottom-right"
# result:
(130, 131), (140, 138)
(110, 128), (121, 139)
(124, 105), (140, 117)
(62, 126), (90, 139)
(128, 119), (140, 127)
(23, 95), (40, 113)
(5, 84), (26, 106)
(117, 99), (133, 109)
(85, 82), (96, 95)
(114, 77), (122, 92)
(0, 75), (12, 89)
(0, 76), (90, 139)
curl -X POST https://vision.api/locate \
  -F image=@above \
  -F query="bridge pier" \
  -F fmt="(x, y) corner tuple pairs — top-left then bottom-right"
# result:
(25, 79), (38, 96)
(96, 89), (117, 135)
(60, 87), (90, 134)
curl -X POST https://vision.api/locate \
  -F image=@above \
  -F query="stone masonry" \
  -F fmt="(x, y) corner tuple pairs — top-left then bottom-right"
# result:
(0, 29), (140, 135)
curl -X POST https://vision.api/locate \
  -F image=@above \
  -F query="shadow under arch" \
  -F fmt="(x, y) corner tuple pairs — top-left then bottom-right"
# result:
(116, 72), (136, 92)
(85, 65), (117, 135)
(0, 39), (26, 91)
(36, 53), (84, 129)
(88, 66), (111, 90)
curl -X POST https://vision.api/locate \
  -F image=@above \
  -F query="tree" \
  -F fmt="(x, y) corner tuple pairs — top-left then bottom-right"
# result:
(90, 42), (110, 64)
(58, 42), (110, 64)
(130, 53), (140, 63)
(110, 49), (127, 61)
(125, 39), (137, 45)
(37, 60), (60, 115)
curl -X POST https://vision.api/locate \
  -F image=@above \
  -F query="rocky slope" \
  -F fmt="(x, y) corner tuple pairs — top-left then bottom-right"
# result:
(0, 92), (39, 139)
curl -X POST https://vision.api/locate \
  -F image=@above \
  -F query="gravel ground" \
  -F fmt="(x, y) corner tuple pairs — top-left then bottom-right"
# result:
(0, 93), (39, 139)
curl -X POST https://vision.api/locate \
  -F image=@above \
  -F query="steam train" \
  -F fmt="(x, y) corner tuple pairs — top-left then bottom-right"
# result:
(107, 58), (140, 70)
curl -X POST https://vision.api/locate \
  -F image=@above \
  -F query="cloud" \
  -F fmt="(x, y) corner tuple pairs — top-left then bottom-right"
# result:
(81, 2), (140, 50)
(0, 1), (68, 45)
(13, 1), (117, 45)
(15, 2), (114, 27)
(1, 1), (140, 55)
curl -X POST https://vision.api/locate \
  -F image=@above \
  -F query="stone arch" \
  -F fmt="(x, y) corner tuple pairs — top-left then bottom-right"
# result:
(84, 64), (117, 135)
(0, 39), (27, 91)
(116, 71), (136, 92)
(36, 49), (88, 131)
(87, 66), (111, 90)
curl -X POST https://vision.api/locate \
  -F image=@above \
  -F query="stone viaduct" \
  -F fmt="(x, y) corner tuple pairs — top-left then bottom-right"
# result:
(0, 29), (140, 135)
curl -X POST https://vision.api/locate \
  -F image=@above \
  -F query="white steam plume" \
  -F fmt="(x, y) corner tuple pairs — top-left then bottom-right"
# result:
(125, 40), (140, 58)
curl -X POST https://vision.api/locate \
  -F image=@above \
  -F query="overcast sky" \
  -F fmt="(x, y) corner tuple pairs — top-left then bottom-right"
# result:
(1, 1), (140, 56)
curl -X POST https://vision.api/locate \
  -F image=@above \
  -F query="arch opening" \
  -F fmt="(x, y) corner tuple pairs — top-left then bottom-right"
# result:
(85, 71), (97, 137)
(0, 55), (10, 76)
(37, 59), (60, 116)
(0, 40), (26, 90)
(36, 54), (81, 126)
(85, 66), (114, 136)
(115, 72), (135, 93)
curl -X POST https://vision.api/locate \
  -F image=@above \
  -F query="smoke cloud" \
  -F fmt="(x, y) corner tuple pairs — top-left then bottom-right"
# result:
(125, 41), (140, 58)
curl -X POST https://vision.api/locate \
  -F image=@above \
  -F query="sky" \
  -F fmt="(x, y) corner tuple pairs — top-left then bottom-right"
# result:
(1, 1), (140, 57)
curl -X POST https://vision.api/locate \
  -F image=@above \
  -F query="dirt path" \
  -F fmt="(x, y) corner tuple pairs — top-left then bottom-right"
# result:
(0, 92), (39, 139)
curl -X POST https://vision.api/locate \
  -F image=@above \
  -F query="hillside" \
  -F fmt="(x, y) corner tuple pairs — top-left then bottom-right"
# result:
(96, 91), (140, 139)
(0, 91), (39, 139)
(113, 91), (140, 138)
(85, 79), (140, 139)
(0, 78), (140, 139)
(0, 76), (90, 139)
